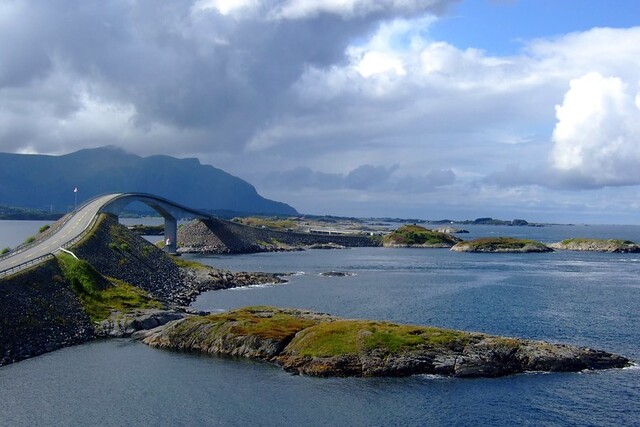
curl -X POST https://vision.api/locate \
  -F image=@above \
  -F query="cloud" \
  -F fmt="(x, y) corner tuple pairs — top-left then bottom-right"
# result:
(550, 72), (640, 187)
(2, 1), (640, 221)
(489, 71), (640, 190)
(262, 164), (399, 190)
(270, 0), (456, 20)
(260, 164), (455, 195)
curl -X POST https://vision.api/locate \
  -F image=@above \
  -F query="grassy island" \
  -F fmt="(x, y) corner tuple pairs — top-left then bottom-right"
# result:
(382, 225), (461, 247)
(142, 306), (630, 378)
(451, 237), (552, 253)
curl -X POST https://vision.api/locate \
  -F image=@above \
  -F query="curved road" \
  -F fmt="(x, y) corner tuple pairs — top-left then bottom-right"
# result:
(0, 194), (122, 274)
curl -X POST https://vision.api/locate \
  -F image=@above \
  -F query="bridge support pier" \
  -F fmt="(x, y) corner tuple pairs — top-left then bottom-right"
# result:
(164, 218), (177, 254)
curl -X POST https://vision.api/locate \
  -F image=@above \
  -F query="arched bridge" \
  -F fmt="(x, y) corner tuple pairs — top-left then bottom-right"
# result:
(0, 192), (212, 277)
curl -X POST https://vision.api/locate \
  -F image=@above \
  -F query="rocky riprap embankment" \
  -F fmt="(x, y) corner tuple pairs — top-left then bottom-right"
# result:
(177, 218), (376, 254)
(549, 238), (640, 253)
(451, 237), (553, 253)
(70, 214), (285, 306)
(141, 306), (631, 378)
(0, 258), (94, 366)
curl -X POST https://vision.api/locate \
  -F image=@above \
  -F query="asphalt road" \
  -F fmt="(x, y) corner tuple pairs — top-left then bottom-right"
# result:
(0, 194), (121, 274)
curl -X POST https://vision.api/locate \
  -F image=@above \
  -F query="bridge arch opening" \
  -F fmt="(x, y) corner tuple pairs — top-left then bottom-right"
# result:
(99, 194), (209, 254)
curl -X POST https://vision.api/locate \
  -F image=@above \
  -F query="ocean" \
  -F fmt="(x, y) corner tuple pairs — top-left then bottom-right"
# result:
(1, 221), (639, 426)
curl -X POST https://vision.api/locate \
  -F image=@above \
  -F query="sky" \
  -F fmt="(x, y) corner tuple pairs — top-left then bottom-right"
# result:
(2, 0), (640, 223)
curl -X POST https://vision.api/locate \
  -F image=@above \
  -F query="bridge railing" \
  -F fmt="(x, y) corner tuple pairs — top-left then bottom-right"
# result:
(61, 211), (103, 250)
(0, 211), (74, 263)
(0, 253), (55, 279)
(0, 205), (104, 279)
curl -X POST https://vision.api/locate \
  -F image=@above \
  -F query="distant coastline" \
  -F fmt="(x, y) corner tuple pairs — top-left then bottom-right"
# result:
(0, 205), (63, 221)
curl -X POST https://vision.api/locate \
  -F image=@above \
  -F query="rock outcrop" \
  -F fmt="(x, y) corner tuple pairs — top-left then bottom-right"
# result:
(178, 264), (286, 304)
(549, 238), (640, 253)
(142, 306), (631, 378)
(451, 237), (553, 253)
(95, 309), (186, 338)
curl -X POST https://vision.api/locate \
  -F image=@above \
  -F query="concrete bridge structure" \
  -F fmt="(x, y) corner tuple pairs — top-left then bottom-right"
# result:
(0, 192), (212, 277)
(98, 193), (211, 254)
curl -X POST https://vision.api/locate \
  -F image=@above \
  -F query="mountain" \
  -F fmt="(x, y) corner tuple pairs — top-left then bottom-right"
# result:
(0, 147), (297, 215)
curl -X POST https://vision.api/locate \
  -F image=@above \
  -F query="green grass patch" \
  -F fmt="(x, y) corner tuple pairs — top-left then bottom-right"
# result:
(56, 253), (163, 322)
(38, 224), (51, 233)
(287, 320), (473, 357)
(0, 247), (9, 255)
(205, 306), (317, 340)
(172, 257), (209, 270)
(24, 235), (36, 244)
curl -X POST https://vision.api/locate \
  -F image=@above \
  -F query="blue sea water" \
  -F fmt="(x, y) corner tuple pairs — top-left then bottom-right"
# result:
(1, 222), (640, 426)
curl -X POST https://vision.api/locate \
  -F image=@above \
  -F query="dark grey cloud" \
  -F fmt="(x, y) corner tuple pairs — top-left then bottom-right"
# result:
(262, 164), (399, 190)
(0, 0), (458, 157)
(260, 164), (455, 193)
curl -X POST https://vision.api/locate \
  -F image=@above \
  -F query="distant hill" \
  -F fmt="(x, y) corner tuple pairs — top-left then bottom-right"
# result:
(0, 147), (297, 216)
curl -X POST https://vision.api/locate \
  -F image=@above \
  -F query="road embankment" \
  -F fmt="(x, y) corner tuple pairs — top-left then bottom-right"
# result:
(178, 218), (378, 254)
(0, 214), (290, 367)
(0, 259), (94, 366)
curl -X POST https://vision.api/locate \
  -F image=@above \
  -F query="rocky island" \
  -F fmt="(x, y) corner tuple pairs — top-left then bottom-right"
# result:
(549, 238), (640, 253)
(451, 237), (553, 253)
(382, 225), (461, 248)
(141, 306), (631, 378)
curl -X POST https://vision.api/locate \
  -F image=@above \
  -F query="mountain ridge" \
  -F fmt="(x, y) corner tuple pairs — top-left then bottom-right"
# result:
(0, 147), (297, 215)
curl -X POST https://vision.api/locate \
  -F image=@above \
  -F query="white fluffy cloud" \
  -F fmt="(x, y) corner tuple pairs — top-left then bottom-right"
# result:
(551, 72), (640, 187)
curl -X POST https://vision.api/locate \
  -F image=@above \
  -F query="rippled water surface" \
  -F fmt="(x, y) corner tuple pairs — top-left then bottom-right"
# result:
(1, 222), (640, 426)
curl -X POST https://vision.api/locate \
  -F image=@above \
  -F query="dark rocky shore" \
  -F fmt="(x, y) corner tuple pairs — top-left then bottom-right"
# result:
(141, 306), (632, 378)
